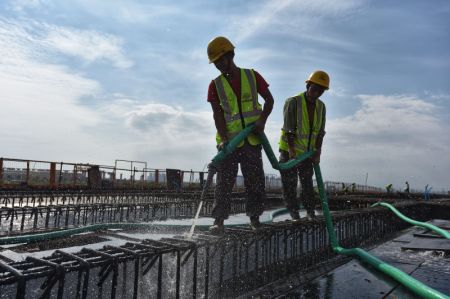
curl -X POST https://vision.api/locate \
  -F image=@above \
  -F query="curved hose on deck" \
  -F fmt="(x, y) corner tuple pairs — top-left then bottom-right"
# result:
(315, 165), (449, 299)
(371, 202), (450, 239)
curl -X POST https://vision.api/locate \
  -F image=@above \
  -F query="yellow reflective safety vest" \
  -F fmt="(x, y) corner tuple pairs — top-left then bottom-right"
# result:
(279, 93), (325, 155)
(214, 68), (262, 147)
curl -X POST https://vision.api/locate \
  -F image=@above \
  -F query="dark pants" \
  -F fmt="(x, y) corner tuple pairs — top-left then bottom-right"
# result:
(279, 150), (315, 215)
(212, 143), (266, 220)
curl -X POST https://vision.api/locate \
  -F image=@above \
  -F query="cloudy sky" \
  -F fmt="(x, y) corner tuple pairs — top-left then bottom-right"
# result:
(1, 0), (449, 192)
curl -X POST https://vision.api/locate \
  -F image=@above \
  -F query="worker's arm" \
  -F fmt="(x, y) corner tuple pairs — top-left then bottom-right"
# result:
(210, 99), (228, 149)
(313, 105), (326, 164)
(287, 133), (296, 159)
(282, 97), (297, 159)
(253, 88), (274, 134)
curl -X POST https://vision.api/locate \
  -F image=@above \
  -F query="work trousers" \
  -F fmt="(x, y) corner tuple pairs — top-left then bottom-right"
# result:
(279, 150), (315, 215)
(212, 143), (266, 220)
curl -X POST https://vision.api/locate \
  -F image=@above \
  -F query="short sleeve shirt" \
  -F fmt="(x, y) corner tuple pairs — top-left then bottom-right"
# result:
(207, 69), (269, 103)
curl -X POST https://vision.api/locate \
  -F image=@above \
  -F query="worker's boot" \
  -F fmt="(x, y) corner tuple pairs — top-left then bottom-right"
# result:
(209, 218), (224, 234)
(290, 211), (301, 224)
(250, 216), (261, 231)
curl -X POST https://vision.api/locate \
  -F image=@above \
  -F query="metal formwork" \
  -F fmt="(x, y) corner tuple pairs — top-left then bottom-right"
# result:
(1, 201), (447, 299)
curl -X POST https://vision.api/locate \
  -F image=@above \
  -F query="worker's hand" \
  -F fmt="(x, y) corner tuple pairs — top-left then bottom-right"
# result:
(252, 119), (266, 134)
(217, 140), (228, 151)
(312, 150), (321, 165)
(288, 148), (296, 160)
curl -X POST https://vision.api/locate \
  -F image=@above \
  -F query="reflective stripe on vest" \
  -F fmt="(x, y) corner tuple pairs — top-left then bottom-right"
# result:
(214, 68), (262, 146)
(279, 93), (324, 155)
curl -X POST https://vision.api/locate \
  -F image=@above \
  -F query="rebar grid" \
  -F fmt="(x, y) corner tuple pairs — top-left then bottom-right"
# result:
(0, 190), (218, 208)
(0, 201), (248, 235)
(0, 191), (405, 235)
(1, 201), (447, 299)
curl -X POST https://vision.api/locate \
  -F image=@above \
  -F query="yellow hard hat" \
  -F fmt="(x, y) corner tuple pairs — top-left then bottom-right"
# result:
(305, 70), (330, 90)
(207, 36), (235, 63)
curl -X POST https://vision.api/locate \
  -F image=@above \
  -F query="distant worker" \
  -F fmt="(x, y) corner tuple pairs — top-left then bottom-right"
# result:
(351, 183), (356, 193)
(279, 70), (329, 222)
(404, 181), (410, 194)
(341, 183), (348, 194)
(385, 183), (393, 194)
(206, 36), (274, 233)
(343, 184), (349, 194)
(424, 184), (432, 201)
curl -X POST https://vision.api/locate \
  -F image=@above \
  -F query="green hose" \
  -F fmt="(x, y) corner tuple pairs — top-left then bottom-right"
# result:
(212, 124), (313, 169)
(315, 164), (449, 299)
(371, 202), (450, 239)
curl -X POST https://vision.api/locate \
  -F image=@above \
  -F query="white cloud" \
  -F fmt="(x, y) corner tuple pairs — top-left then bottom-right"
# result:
(321, 94), (450, 191)
(0, 17), (133, 69)
(0, 16), (215, 169)
(7, 0), (48, 11)
(75, 1), (182, 24)
(424, 91), (450, 102)
(95, 98), (217, 170)
(0, 18), (104, 161)
(236, 48), (278, 65)
(229, 0), (295, 43)
(229, 0), (367, 43)
(42, 24), (133, 68)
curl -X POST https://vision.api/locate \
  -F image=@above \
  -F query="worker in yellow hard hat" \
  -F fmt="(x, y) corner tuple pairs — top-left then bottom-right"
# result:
(206, 36), (274, 234)
(385, 183), (393, 194)
(278, 70), (329, 222)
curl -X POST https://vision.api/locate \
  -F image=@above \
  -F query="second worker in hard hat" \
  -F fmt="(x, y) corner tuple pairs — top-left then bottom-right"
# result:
(279, 70), (329, 222)
(206, 36), (274, 234)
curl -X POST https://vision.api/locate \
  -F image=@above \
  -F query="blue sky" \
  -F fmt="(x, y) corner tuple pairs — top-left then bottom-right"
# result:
(1, 0), (449, 191)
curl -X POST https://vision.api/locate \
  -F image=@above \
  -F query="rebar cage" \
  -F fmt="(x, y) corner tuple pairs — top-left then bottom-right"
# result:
(1, 201), (448, 299)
